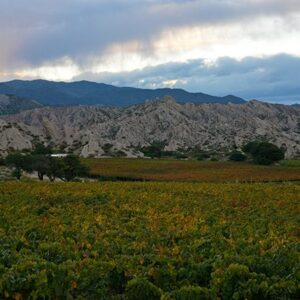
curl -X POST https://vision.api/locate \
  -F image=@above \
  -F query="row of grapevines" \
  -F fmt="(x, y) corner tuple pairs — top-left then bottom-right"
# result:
(0, 182), (299, 299)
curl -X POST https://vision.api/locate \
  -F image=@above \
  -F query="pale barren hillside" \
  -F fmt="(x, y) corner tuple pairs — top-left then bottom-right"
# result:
(1, 97), (300, 158)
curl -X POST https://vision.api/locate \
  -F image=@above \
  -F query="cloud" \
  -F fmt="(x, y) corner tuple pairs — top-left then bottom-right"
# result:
(1, 0), (300, 103)
(74, 54), (300, 104)
(1, 0), (300, 69)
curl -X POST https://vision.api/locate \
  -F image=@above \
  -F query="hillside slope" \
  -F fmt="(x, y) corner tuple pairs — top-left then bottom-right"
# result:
(1, 97), (299, 158)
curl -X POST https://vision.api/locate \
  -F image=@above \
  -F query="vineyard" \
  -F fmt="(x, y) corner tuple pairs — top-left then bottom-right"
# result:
(0, 181), (299, 299)
(85, 158), (300, 182)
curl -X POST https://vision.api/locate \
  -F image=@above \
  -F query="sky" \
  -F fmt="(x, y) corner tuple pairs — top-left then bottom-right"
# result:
(0, 0), (300, 103)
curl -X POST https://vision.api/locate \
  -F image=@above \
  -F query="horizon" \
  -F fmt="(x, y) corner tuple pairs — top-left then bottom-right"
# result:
(1, 78), (300, 105)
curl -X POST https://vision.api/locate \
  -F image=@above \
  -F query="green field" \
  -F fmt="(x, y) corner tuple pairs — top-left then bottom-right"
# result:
(280, 160), (300, 168)
(0, 181), (299, 299)
(84, 158), (300, 182)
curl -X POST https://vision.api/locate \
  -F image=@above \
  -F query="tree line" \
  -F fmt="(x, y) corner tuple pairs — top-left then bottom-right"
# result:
(141, 140), (285, 165)
(4, 144), (89, 181)
(229, 141), (285, 165)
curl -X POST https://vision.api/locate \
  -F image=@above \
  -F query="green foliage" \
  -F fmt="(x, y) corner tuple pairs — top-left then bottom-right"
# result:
(11, 168), (22, 180)
(177, 262), (212, 287)
(213, 263), (298, 300)
(5, 153), (33, 179)
(5, 153), (27, 169)
(170, 286), (214, 300)
(174, 147), (211, 161)
(46, 156), (65, 181)
(0, 182), (299, 299)
(113, 150), (127, 157)
(229, 151), (246, 162)
(252, 142), (284, 165)
(242, 141), (261, 154)
(196, 153), (210, 161)
(155, 148), (190, 159)
(243, 142), (284, 165)
(29, 154), (51, 180)
(141, 141), (166, 158)
(62, 155), (89, 181)
(210, 157), (219, 162)
(108, 267), (127, 294)
(217, 264), (255, 299)
(5, 153), (89, 181)
(126, 278), (161, 300)
(32, 143), (53, 155)
(173, 153), (188, 159)
(280, 159), (300, 167)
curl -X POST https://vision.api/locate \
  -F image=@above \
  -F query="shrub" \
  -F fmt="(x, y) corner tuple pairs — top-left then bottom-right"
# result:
(141, 141), (166, 158)
(229, 151), (246, 162)
(196, 154), (210, 161)
(125, 278), (161, 300)
(243, 142), (284, 165)
(102, 143), (114, 154)
(113, 150), (127, 157)
(174, 153), (188, 160)
(242, 141), (260, 154)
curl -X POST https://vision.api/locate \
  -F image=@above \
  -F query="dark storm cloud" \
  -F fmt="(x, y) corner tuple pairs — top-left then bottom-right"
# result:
(0, 0), (300, 68)
(74, 54), (300, 104)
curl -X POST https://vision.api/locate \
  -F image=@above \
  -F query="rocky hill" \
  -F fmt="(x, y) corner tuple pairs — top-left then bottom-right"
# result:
(0, 96), (299, 158)
(0, 79), (245, 106)
(0, 94), (42, 115)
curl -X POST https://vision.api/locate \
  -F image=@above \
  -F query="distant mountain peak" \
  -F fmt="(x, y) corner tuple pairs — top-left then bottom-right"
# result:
(0, 79), (245, 107)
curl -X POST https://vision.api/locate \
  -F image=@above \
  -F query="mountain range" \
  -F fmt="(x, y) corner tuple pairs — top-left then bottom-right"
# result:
(0, 79), (245, 107)
(0, 96), (299, 158)
(0, 94), (42, 115)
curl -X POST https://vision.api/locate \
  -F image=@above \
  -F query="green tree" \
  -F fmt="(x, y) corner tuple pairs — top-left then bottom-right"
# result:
(29, 155), (51, 181)
(23, 154), (89, 182)
(61, 155), (89, 181)
(5, 153), (33, 180)
(243, 141), (284, 165)
(21, 154), (61, 181)
(46, 156), (65, 182)
(142, 141), (166, 158)
(32, 143), (53, 155)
